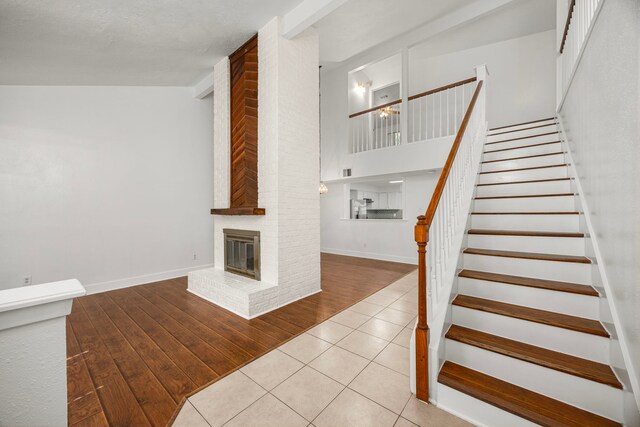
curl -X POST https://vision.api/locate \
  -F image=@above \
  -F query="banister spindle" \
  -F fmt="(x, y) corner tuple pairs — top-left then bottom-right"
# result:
(414, 215), (429, 402)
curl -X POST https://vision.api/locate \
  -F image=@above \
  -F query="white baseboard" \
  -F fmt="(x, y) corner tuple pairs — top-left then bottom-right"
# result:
(83, 264), (214, 295)
(322, 247), (417, 265)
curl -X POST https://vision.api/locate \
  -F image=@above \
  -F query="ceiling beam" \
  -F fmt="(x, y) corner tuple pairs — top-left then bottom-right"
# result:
(282, 0), (348, 39)
(333, 0), (518, 69)
(193, 71), (215, 99)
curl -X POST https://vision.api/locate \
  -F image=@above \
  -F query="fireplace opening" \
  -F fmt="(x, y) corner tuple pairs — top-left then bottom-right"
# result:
(223, 229), (261, 280)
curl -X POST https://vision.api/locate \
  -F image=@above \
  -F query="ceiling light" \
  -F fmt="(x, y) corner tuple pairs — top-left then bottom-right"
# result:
(389, 180), (403, 184)
(319, 182), (328, 194)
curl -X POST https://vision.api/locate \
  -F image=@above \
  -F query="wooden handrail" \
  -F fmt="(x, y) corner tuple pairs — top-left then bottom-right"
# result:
(408, 77), (477, 101)
(423, 80), (483, 227)
(414, 80), (484, 403)
(348, 77), (476, 119)
(559, 0), (576, 54)
(349, 98), (402, 119)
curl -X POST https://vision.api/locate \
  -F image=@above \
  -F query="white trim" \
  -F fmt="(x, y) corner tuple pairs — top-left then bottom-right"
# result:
(0, 279), (85, 313)
(321, 247), (416, 265)
(557, 116), (640, 415)
(0, 279), (86, 330)
(556, 0), (606, 111)
(281, 0), (348, 39)
(83, 264), (214, 295)
(193, 71), (215, 99)
(187, 288), (323, 320)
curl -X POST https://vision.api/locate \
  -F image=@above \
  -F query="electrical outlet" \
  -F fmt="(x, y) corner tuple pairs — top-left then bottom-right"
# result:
(193, 253), (198, 261)
(23, 276), (32, 286)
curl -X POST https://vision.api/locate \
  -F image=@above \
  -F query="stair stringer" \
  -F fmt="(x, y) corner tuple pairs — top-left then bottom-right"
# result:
(557, 117), (640, 426)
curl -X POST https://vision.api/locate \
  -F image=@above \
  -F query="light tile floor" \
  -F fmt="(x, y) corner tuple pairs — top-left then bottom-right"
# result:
(174, 270), (471, 427)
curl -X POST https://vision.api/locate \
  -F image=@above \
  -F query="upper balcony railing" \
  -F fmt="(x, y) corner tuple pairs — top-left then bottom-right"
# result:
(557, 0), (603, 107)
(348, 78), (477, 154)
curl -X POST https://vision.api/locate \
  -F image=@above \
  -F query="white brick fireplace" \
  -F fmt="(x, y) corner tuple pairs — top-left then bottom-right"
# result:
(188, 17), (321, 319)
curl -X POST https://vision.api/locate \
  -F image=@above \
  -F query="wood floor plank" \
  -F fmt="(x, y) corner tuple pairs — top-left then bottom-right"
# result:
(68, 305), (151, 426)
(67, 254), (416, 426)
(111, 291), (219, 387)
(70, 410), (110, 427)
(136, 284), (265, 360)
(79, 296), (184, 426)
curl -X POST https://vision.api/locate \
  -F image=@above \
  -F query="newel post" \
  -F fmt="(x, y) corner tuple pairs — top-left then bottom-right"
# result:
(415, 215), (429, 402)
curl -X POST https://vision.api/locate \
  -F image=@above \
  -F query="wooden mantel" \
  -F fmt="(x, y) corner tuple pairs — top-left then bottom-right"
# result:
(211, 34), (265, 216)
(211, 207), (265, 216)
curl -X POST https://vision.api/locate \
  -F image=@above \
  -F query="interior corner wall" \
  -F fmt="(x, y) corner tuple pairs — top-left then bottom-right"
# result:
(409, 30), (557, 129)
(557, 0), (640, 407)
(0, 86), (215, 292)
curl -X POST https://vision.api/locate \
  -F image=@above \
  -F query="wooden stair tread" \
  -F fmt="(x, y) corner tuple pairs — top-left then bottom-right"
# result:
(445, 325), (621, 388)
(476, 178), (570, 187)
(487, 131), (559, 145)
(475, 193), (575, 200)
(464, 247), (591, 263)
(488, 117), (556, 132)
(479, 163), (568, 174)
(452, 295), (609, 337)
(458, 269), (597, 296)
(472, 212), (579, 215)
(484, 140), (561, 154)
(467, 229), (584, 238)
(482, 152), (564, 164)
(438, 361), (622, 427)
(488, 123), (557, 136)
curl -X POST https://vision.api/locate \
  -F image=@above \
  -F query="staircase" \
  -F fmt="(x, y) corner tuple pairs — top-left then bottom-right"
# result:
(435, 118), (625, 426)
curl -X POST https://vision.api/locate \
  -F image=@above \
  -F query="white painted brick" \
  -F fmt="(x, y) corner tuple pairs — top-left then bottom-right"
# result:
(188, 17), (321, 318)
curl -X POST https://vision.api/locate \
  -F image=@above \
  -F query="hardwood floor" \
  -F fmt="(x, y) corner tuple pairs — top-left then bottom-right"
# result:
(66, 253), (416, 427)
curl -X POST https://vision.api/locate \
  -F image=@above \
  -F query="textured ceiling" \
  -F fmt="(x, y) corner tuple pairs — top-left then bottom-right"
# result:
(313, 0), (471, 63)
(0, 0), (301, 85)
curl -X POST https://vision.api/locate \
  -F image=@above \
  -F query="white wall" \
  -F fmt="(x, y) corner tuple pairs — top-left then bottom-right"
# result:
(557, 0), (640, 413)
(0, 86), (215, 292)
(321, 173), (438, 264)
(410, 30), (556, 129)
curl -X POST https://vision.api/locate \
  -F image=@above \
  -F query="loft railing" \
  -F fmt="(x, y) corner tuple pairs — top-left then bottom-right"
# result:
(407, 77), (476, 142)
(347, 78), (477, 154)
(557, 0), (603, 107)
(413, 66), (487, 402)
(349, 99), (402, 153)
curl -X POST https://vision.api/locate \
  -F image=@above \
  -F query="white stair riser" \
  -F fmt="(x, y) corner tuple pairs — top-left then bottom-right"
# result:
(488, 119), (557, 135)
(458, 278), (599, 319)
(467, 234), (585, 256)
(475, 180), (571, 197)
(473, 195), (576, 213)
(470, 213), (579, 232)
(478, 166), (569, 184)
(463, 253), (591, 284)
(487, 124), (558, 142)
(445, 340), (624, 422)
(451, 306), (609, 363)
(436, 384), (538, 427)
(481, 154), (566, 173)
(483, 142), (562, 162)
(484, 133), (560, 151)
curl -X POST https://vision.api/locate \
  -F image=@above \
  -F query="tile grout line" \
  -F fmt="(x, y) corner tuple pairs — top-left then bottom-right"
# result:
(187, 277), (419, 426)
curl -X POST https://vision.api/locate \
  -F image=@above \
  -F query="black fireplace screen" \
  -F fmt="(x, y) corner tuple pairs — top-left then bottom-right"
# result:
(223, 229), (261, 280)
